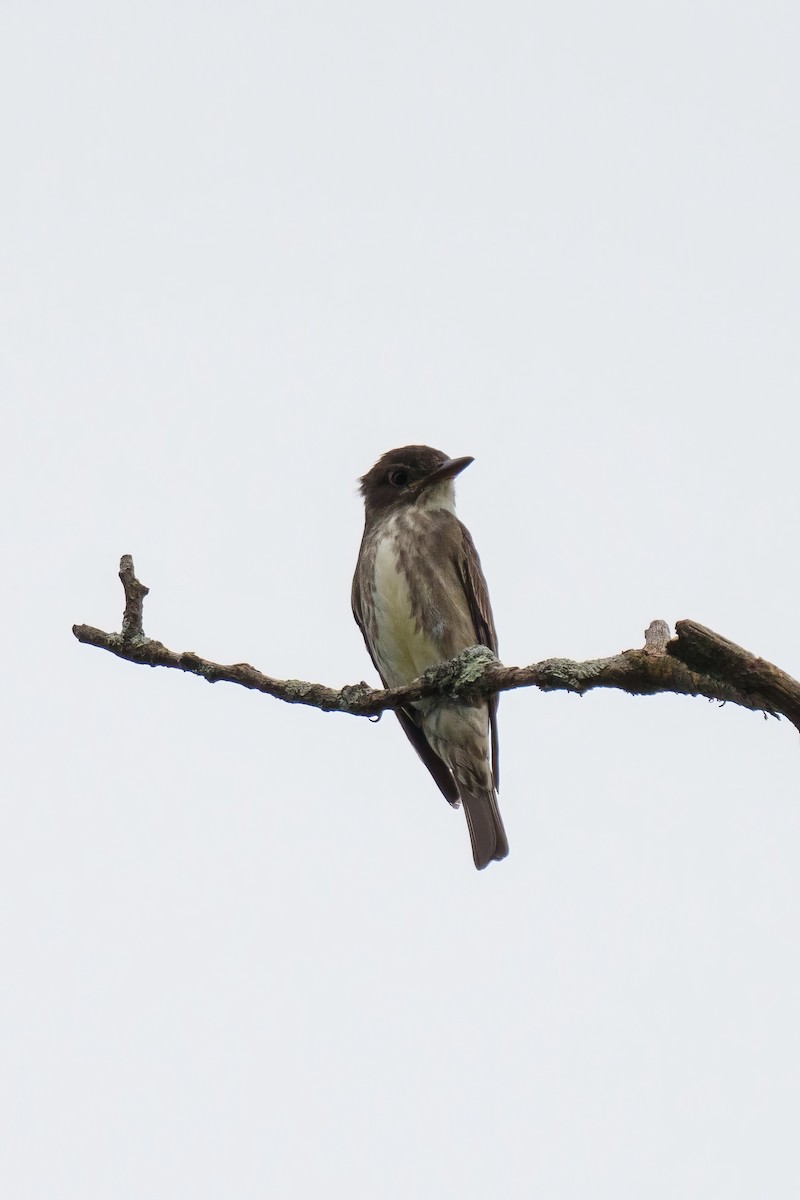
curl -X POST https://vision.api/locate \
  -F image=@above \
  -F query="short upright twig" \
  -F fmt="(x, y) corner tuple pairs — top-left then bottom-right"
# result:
(119, 554), (150, 641)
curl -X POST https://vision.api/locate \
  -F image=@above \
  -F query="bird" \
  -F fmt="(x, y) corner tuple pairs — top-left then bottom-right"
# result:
(352, 445), (508, 869)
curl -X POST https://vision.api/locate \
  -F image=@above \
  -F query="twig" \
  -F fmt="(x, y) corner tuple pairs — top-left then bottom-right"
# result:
(119, 553), (149, 641)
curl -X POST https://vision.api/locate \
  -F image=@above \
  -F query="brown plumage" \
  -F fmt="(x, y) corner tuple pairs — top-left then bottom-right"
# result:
(352, 445), (508, 869)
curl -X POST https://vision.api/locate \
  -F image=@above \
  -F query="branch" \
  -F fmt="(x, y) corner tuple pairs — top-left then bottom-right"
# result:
(72, 556), (800, 733)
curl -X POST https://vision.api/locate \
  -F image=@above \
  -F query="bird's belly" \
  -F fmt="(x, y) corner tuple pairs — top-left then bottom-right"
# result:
(371, 534), (442, 687)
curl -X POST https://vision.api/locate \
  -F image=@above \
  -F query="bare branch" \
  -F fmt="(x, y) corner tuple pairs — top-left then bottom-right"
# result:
(72, 556), (800, 733)
(668, 620), (800, 732)
(119, 553), (149, 640)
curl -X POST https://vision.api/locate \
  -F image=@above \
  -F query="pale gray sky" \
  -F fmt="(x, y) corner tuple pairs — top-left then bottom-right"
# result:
(3, 2), (800, 1196)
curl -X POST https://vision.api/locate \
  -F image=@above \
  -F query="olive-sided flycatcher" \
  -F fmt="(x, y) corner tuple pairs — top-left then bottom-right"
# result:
(352, 445), (509, 869)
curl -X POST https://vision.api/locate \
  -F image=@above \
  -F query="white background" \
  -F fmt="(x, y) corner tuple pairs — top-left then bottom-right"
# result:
(3, 2), (799, 1196)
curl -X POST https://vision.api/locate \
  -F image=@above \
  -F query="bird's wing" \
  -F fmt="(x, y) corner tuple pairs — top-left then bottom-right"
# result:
(351, 558), (460, 807)
(455, 521), (500, 792)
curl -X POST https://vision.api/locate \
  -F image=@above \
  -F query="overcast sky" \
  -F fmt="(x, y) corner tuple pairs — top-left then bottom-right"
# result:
(3, 2), (800, 1196)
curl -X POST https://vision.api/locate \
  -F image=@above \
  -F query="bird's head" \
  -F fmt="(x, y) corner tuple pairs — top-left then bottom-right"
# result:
(358, 445), (474, 518)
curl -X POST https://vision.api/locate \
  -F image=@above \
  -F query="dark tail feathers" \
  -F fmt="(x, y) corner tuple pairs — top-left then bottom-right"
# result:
(461, 789), (509, 870)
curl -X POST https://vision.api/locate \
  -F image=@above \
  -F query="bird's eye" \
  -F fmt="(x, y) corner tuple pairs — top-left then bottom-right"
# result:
(388, 468), (410, 488)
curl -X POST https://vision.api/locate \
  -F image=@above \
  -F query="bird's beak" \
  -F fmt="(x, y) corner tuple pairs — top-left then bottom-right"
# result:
(420, 455), (474, 488)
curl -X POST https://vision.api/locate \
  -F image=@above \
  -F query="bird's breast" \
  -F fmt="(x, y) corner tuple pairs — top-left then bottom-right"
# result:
(370, 523), (444, 688)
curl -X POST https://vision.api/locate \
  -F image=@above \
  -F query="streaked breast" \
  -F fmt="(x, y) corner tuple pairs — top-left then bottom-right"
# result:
(371, 525), (442, 687)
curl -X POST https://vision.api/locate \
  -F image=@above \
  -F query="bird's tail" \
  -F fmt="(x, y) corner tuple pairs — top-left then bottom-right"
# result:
(461, 788), (509, 870)
(421, 701), (509, 870)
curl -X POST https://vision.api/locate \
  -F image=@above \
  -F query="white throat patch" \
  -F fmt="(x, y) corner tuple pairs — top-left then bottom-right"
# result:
(416, 480), (457, 515)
